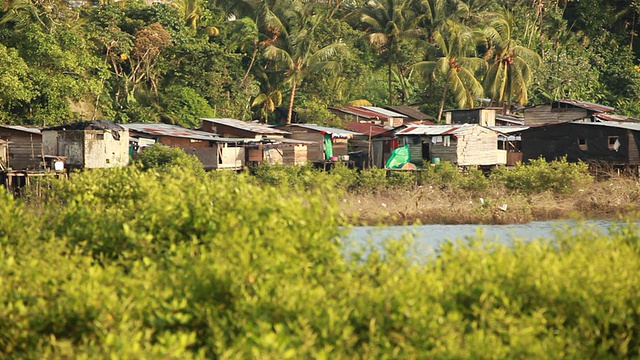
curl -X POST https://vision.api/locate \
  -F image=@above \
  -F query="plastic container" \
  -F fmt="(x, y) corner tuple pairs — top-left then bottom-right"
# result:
(431, 157), (441, 165)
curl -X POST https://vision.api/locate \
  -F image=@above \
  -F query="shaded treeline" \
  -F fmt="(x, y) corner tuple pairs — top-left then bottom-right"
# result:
(1, 0), (640, 126)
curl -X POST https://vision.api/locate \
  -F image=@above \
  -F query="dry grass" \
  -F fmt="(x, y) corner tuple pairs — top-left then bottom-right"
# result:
(340, 177), (640, 225)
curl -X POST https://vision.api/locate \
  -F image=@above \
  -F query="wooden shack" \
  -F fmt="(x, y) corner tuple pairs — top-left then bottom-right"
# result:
(244, 138), (310, 166)
(383, 105), (435, 124)
(0, 139), (7, 171)
(345, 121), (398, 168)
(523, 99), (614, 126)
(521, 121), (640, 166)
(0, 125), (43, 170)
(395, 124), (505, 166)
(328, 106), (407, 127)
(491, 126), (529, 165)
(444, 108), (499, 126)
(277, 124), (363, 162)
(42, 120), (129, 169)
(200, 118), (289, 139)
(122, 123), (246, 170)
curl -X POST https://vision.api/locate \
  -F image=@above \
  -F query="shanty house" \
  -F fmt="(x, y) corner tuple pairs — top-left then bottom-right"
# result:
(0, 125), (43, 170)
(0, 140), (7, 171)
(277, 124), (363, 162)
(199, 118), (311, 166)
(395, 124), (506, 166)
(444, 108), (498, 126)
(523, 99), (614, 126)
(382, 105), (435, 124)
(345, 121), (398, 168)
(122, 123), (245, 170)
(521, 121), (640, 166)
(200, 118), (289, 139)
(328, 106), (407, 127)
(42, 120), (129, 169)
(243, 138), (311, 166)
(490, 126), (529, 165)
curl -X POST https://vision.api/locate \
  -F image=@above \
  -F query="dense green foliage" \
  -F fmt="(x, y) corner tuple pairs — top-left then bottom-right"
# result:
(2, 0), (640, 125)
(491, 157), (593, 194)
(250, 158), (591, 194)
(1, 162), (640, 357)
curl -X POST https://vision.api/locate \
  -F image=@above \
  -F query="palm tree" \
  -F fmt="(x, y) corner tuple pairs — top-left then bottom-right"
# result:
(263, 4), (349, 124)
(414, 20), (486, 122)
(173, 0), (202, 29)
(360, 0), (426, 105)
(482, 11), (541, 113)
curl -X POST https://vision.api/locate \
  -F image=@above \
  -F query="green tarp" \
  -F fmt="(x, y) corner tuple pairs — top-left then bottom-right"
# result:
(324, 134), (333, 160)
(385, 144), (411, 168)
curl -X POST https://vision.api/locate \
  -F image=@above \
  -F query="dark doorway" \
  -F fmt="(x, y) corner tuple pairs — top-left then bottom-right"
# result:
(422, 141), (430, 162)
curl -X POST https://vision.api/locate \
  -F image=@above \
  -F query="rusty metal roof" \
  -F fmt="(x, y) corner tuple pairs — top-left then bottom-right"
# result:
(0, 125), (42, 135)
(329, 106), (406, 119)
(396, 124), (483, 136)
(200, 118), (290, 135)
(555, 99), (614, 113)
(284, 124), (364, 138)
(382, 105), (434, 120)
(345, 122), (395, 137)
(576, 121), (640, 132)
(594, 114), (640, 123)
(123, 123), (219, 141)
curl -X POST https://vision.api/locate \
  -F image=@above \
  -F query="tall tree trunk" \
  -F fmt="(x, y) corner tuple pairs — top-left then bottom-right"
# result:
(388, 63), (394, 105)
(397, 64), (409, 104)
(287, 81), (297, 124)
(437, 72), (452, 123)
(242, 41), (258, 86)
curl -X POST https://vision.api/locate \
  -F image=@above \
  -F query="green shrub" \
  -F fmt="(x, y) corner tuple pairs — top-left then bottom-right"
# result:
(135, 143), (204, 174)
(5, 159), (640, 358)
(491, 157), (593, 194)
(356, 167), (388, 192)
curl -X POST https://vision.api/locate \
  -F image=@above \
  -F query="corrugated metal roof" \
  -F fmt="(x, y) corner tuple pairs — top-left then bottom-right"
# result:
(361, 106), (407, 118)
(495, 114), (525, 125)
(489, 126), (529, 134)
(123, 123), (220, 141)
(396, 124), (481, 136)
(382, 105), (434, 120)
(287, 124), (364, 138)
(329, 106), (386, 119)
(594, 114), (640, 123)
(575, 121), (640, 132)
(0, 125), (42, 135)
(201, 118), (290, 135)
(556, 99), (614, 113)
(345, 122), (395, 137)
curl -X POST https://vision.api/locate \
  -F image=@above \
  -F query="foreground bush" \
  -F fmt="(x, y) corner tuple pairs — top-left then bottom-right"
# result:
(2, 167), (640, 357)
(491, 157), (593, 194)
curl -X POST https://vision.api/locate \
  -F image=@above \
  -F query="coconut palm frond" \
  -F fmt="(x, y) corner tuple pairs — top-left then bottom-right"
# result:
(263, 45), (295, 69)
(412, 61), (438, 76)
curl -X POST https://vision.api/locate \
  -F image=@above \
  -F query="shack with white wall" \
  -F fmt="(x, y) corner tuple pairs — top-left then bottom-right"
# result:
(395, 124), (505, 166)
(42, 120), (129, 169)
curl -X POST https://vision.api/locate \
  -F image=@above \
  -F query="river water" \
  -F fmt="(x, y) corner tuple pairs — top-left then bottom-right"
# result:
(343, 219), (624, 255)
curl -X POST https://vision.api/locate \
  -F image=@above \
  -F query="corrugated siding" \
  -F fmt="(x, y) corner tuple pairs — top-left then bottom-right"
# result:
(6, 136), (43, 170)
(332, 138), (348, 157)
(430, 141), (457, 163)
(629, 131), (640, 163)
(290, 133), (323, 161)
(456, 129), (499, 165)
(263, 148), (283, 165)
(409, 143), (422, 165)
(283, 145), (307, 165)
(524, 106), (587, 125)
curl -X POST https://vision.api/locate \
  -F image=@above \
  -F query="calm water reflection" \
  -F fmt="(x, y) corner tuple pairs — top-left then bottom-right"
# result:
(343, 219), (623, 255)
